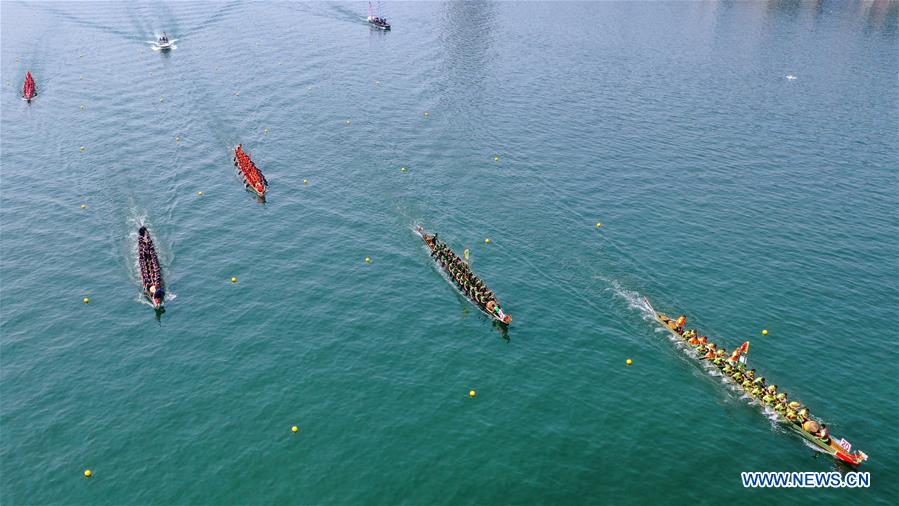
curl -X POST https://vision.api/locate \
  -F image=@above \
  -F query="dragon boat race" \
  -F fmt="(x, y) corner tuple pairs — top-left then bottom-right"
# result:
(1, 1), (896, 505)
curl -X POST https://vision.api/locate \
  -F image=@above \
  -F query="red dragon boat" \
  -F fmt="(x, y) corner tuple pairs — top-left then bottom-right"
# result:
(233, 144), (268, 197)
(22, 71), (35, 102)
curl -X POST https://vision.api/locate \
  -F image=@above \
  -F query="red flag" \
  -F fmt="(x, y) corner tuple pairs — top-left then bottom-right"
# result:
(740, 341), (750, 354)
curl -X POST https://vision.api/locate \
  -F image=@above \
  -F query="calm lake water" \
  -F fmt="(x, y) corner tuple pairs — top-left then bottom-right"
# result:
(1, 1), (897, 504)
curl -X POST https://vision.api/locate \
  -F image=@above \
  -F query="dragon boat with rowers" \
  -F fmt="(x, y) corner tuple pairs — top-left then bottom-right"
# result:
(417, 226), (511, 325)
(233, 144), (268, 198)
(645, 298), (868, 466)
(138, 226), (165, 310)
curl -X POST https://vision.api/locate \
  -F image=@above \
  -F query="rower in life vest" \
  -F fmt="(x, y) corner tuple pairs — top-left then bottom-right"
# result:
(486, 300), (512, 324)
(815, 424), (830, 443)
(674, 315), (686, 332)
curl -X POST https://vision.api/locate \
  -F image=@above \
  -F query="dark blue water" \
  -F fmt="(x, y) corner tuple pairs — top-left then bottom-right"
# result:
(2, 1), (897, 504)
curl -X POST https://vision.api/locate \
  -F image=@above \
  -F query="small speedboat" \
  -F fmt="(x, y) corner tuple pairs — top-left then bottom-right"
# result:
(156, 33), (174, 50)
(367, 16), (390, 30)
(367, 2), (390, 30)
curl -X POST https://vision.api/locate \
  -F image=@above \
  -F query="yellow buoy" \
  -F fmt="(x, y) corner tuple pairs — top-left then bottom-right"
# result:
(400, 167), (407, 173)
(231, 277), (237, 283)
(303, 179), (309, 185)
(469, 390), (476, 398)
(80, 104), (85, 110)
(484, 238), (491, 244)
(424, 111), (429, 117)
(176, 136), (181, 142)
(80, 146), (85, 152)
(264, 128), (269, 135)
(80, 204), (88, 209)
(235, 91), (240, 96)
(364, 257), (372, 264)
(83, 297), (90, 304)
(291, 425), (299, 433)
(196, 191), (204, 196)
(762, 329), (768, 335)
(595, 223), (602, 228)
(494, 156), (500, 162)
(84, 469), (92, 478)
(345, 120), (351, 125)
(626, 358), (633, 366)
(79, 75), (84, 80)
(159, 97), (164, 102)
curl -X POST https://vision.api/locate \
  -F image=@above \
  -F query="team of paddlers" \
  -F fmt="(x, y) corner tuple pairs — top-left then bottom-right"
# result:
(424, 231), (512, 325)
(138, 227), (165, 308)
(234, 144), (268, 196)
(663, 314), (831, 442)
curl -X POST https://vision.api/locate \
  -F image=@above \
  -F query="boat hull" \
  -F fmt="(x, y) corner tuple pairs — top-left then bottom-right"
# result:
(417, 227), (509, 325)
(138, 227), (165, 309)
(233, 146), (268, 197)
(644, 297), (866, 466)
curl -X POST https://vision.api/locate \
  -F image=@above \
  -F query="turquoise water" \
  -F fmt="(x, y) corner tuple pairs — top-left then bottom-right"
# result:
(2, 1), (897, 504)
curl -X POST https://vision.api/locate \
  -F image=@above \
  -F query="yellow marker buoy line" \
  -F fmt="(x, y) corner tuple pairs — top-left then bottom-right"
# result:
(291, 425), (299, 433)
(84, 469), (92, 478)
(83, 297), (90, 304)
(196, 191), (204, 196)
(762, 329), (768, 335)
(400, 167), (407, 173)
(231, 277), (237, 283)
(484, 238), (491, 244)
(303, 179), (309, 185)
(469, 390), (477, 398)
(364, 257), (372, 264)
(80, 204), (88, 209)
(595, 222), (602, 228)
(626, 358), (633, 366)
